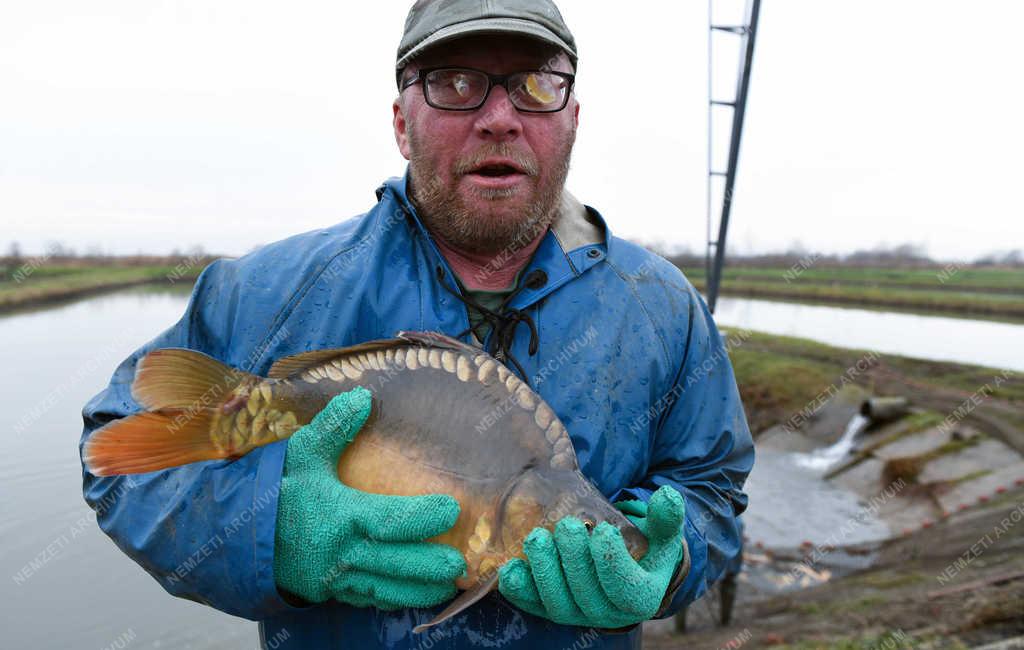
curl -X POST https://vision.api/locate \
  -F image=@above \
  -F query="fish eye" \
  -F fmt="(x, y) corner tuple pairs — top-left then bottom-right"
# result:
(583, 519), (595, 532)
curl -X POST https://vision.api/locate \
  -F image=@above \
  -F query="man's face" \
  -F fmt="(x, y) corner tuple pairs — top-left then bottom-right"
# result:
(393, 35), (580, 255)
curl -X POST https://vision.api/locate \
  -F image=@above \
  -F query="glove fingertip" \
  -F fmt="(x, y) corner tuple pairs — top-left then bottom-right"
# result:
(445, 547), (468, 580)
(497, 559), (532, 596)
(589, 521), (633, 565)
(331, 387), (374, 435)
(523, 527), (553, 553)
(648, 486), (686, 539)
(423, 493), (461, 529)
(554, 516), (586, 537)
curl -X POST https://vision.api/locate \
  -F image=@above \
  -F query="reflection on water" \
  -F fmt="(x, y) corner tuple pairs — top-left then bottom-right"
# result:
(714, 296), (1024, 372)
(0, 287), (254, 649)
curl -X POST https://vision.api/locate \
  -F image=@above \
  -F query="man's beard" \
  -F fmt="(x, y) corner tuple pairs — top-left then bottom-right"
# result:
(407, 125), (575, 256)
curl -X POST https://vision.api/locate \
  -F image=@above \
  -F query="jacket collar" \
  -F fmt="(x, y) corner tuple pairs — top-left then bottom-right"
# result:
(376, 168), (610, 309)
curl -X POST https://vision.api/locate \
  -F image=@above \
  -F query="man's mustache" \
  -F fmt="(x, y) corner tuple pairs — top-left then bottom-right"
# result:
(454, 144), (540, 177)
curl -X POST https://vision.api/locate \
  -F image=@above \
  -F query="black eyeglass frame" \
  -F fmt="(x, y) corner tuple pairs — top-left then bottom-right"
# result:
(400, 66), (576, 113)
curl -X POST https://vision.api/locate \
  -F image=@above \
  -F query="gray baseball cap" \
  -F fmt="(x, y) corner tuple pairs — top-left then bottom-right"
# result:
(396, 0), (578, 87)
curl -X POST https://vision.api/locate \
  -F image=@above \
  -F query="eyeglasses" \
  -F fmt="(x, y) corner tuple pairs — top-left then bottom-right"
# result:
(400, 66), (575, 113)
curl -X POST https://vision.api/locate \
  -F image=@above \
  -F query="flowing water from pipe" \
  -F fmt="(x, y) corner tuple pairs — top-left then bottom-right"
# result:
(792, 413), (871, 474)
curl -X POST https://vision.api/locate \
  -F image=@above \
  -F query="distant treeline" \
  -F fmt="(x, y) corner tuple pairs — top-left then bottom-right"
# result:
(650, 243), (1024, 270)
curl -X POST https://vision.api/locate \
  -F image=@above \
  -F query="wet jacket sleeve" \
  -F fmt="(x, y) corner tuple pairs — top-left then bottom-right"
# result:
(610, 285), (754, 619)
(79, 261), (302, 620)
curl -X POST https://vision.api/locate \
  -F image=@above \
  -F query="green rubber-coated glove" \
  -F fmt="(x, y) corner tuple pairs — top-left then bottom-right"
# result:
(273, 386), (467, 610)
(497, 485), (686, 628)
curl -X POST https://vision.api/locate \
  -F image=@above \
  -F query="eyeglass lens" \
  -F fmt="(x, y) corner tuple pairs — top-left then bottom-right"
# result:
(424, 69), (569, 112)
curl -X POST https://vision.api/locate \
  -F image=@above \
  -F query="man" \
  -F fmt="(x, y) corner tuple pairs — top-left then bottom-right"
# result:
(80, 1), (753, 647)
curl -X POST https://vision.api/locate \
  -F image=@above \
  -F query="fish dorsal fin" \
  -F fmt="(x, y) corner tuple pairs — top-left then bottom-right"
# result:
(267, 339), (404, 379)
(133, 348), (249, 410)
(412, 572), (499, 634)
(397, 331), (483, 356)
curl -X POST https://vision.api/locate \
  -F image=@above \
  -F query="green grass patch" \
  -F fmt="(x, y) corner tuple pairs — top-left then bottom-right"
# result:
(736, 331), (1024, 404)
(730, 328), (1024, 448)
(728, 346), (837, 434)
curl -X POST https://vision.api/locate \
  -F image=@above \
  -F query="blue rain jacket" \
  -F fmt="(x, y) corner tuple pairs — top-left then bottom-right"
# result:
(81, 171), (754, 649)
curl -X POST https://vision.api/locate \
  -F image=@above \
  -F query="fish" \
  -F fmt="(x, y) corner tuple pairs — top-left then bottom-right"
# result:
(83, 331), (652, 632)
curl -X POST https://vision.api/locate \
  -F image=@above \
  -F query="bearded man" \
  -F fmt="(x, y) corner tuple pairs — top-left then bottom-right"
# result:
(80, 1), (754, 648)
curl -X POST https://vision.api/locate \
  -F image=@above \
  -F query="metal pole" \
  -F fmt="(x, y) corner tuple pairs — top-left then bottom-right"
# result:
(707, 0), (761, 313)
(705, 0), (714, 293)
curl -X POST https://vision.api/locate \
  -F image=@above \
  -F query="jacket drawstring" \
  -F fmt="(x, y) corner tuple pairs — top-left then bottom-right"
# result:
(435, 265), (545, 385)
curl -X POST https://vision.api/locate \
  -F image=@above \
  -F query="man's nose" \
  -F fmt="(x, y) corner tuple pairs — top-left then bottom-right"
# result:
(473, 85), (523, 142)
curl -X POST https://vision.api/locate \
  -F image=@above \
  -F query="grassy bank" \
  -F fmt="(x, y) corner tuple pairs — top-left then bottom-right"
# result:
(681, 265), (1024, 319)
(0, 264), (204, 312)
(683, 265), (1024, 293)
(727, 329), (1024, 436)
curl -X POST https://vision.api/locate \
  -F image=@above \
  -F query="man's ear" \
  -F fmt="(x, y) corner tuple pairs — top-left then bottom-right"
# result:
(573, 98), (580, 129)
(393, 99), (412, 160)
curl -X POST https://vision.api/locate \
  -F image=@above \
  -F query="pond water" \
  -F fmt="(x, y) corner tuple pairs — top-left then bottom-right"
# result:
(0, 288), (254, 649)
(713, 296), (1024, 372)
(742, 413), (890, 550)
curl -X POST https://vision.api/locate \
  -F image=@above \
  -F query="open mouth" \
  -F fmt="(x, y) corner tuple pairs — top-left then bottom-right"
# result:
(474, 164), (522, 177)
(466, 159), (528, 179)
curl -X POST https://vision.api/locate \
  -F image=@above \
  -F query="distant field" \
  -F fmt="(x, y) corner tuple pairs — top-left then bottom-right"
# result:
(0, 264), (203, 311)
(680, 264), (1024, 319)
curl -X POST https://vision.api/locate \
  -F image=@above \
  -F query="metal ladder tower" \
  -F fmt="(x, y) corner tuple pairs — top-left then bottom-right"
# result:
(705, 0), (761, 313)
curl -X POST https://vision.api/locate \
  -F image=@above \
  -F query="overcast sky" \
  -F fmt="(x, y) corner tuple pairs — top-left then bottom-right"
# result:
(2, 1), (1021, 261)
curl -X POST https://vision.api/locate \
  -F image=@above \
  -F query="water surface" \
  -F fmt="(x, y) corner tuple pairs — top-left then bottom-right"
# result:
(1, 288), (254, 649)
(714, 296), (1024, 372)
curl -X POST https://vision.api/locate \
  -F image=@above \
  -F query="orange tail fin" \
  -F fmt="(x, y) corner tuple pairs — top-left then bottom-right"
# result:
(83, 410), (227, 476)
(83, 348), (259, 476)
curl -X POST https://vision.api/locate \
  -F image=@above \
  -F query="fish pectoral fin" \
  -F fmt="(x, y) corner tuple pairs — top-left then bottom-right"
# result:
(412, 572), (499, 634)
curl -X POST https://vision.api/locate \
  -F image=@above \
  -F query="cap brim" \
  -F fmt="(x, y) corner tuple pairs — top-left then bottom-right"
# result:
(396, 17), (577, 72)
